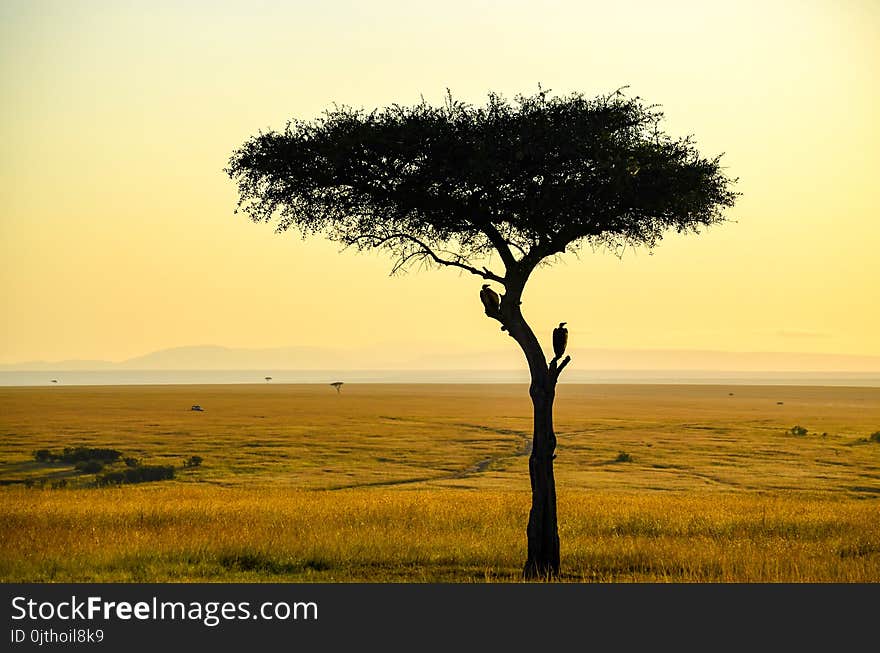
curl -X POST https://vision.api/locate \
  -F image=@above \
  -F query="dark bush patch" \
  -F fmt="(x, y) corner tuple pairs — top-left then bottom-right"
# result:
(127, 465), (174, 483)
(61, 447), (122, 463)
(790, 425), (808, 436)
(869, 431), (880, 443)
(614, 451), (633, 463)
(97, 465), (175, 486)
(838, 542), (880, 559)
(34, 447), (122, 464)
(182, 455), (203, 468)
(98, 471), (125, 486)
(33, 449), (52, 462)
(124, 457), (141, 468)
(75, 460), (104, 474)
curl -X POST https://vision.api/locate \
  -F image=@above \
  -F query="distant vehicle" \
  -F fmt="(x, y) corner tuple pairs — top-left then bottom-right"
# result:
(191, 405), (204, 411)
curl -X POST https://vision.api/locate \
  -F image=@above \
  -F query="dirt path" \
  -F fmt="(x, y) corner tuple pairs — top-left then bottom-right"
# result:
(327, 420), (531, 491)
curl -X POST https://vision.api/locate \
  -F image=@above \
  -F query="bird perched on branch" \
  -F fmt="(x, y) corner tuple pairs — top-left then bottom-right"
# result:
(553, 322), (568, 359)
(479, 284), (501, 315)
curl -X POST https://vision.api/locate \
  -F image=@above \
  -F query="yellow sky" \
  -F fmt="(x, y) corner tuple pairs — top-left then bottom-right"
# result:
(1, 0), (878, 365)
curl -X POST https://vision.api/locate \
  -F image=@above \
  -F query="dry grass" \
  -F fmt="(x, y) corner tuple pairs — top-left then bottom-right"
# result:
(1, 487), (878, 582)
(1, 383), (878, 582)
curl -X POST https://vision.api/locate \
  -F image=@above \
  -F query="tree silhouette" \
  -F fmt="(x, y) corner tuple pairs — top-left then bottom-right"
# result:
(330, 382), (344, 394)
(227, 88), (737, 578)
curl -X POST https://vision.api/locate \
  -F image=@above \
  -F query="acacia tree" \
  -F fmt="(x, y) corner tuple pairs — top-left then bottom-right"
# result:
(226, 89), (737, 578)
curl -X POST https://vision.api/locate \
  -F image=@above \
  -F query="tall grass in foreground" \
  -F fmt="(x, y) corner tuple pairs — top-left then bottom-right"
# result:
(1, 486), (878, 582)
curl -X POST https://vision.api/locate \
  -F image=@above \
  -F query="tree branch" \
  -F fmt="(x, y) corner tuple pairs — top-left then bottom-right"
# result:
(549, 355), (572, 381)
(352, 233), (504, 282)
(479, 222), (518, 271)
(506, 240), (528, 257)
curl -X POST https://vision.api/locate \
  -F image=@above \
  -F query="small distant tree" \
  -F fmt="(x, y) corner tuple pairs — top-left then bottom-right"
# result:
(183, 455), (203, 468)
(227, 88), (737, 578)
(330, 382), (344, 394)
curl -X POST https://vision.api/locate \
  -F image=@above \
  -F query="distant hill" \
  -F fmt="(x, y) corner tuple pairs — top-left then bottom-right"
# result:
(119, 345), (337, 370)
(0, 359), (116, 371)
(0, 346), (343, 371)
(1, 345), (879, 372)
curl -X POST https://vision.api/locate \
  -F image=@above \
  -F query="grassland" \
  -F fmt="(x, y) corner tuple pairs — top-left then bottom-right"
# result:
(1, 383), (879, 582)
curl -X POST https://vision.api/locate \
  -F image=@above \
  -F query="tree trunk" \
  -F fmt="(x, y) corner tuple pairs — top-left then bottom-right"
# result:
(523, 372), (560, 579)
(492, 276), (567, 579)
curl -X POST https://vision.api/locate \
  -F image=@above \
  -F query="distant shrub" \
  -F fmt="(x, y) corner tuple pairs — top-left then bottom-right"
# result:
(62, 447), (122, 463)
(98, 465), (175, 486)
(183, 455), (203, 468)
(131, 465), (175, 483)
(35, 447), (123, 464)
(123, 457), (140, 468)
(614, 451), (633, 463)
(790, 425), (808, 436)
(75, 460), (104, 474)
(51, 479), (68, 490)
(870, 431), (880, 443)
(97, 471), (125, 486)
(33, 449), (52, 462)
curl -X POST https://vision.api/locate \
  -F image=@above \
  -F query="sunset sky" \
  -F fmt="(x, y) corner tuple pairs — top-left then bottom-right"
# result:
(1, 0), (878, 368)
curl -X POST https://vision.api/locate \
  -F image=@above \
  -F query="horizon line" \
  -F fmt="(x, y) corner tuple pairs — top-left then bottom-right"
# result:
(3, 344), (880, 369)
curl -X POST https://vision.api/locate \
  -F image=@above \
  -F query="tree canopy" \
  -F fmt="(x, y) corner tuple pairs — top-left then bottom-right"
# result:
(226, 88), (737, 283)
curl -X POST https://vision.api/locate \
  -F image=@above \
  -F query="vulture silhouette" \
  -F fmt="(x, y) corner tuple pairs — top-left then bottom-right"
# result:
(552, 322), (568, 359)
(479, 284), (501, 315)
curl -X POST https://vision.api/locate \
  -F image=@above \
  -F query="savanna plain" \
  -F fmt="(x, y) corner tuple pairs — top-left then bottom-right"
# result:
(1, 383), (878, 582)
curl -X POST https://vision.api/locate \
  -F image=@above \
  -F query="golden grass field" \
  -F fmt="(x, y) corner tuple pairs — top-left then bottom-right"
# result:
(1, 383), (879, 582)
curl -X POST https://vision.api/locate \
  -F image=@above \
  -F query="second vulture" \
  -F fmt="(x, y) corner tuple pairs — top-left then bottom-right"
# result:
(553, 322), (568, 359)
